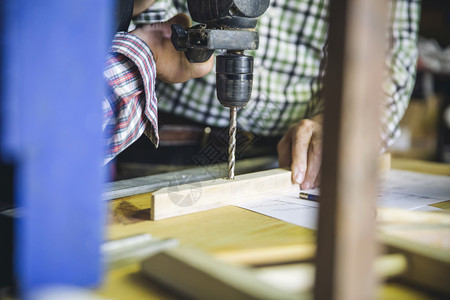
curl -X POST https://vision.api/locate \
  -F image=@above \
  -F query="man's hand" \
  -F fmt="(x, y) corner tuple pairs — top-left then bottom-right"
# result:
(131, 13), (214, 83)
(277, 114), (323, 190)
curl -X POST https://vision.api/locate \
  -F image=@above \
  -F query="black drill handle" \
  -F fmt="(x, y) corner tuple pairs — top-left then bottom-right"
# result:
(171, 24), (214, 63)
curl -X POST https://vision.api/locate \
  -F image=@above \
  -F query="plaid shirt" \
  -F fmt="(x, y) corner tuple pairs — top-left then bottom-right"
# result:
(103, 32), (159, 164)
(133, 0), (421, 151)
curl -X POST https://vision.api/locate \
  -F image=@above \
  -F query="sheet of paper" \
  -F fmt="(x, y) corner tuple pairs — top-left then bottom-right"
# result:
(236, 170), (449, 230)
(238, 192), (319, 230)
(377, 190), (444, 210)
(382, 170), (450, 199)
(378, 170), (450, 210)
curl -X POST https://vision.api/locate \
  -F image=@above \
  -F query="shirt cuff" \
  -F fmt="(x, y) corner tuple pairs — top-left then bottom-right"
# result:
(111, 31), (159, 147)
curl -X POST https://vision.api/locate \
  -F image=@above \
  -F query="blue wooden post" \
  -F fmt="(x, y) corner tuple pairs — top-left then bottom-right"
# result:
(0, 0), (113, 296)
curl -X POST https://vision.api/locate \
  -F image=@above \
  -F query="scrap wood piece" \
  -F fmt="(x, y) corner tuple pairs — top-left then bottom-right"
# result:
(377, 207), (450, 225)
(253, 253), (407, 295)
(213, 243), (316, 266)
(141, 246), (304, 300)
(151, 168), (297, 220)
(380, 233), (450, 295)
(140, 246), (406, 299)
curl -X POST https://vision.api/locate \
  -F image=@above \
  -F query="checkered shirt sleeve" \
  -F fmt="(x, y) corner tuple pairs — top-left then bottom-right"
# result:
(103, 32), (159, 165)
(134, 0), (420, 150)
(381, 0), (421, 151)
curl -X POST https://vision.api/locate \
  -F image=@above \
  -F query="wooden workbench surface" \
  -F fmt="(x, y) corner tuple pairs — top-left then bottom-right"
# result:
(97, 157), (450, 299)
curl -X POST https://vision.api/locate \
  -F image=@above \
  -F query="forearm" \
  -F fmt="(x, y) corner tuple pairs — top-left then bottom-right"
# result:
(103, 32), (159, 164)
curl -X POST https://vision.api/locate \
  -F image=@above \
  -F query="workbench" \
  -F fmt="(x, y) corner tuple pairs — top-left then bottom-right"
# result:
(96, 157), (450, 299)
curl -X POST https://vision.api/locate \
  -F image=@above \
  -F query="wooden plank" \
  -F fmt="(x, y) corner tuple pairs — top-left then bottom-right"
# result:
(149, 155), (390, 221)
(314, 0), (387, 299)
(377, 208), (450, 225)
(392, 157), (450, 176)
(214, 243), (316, 266)
(141, 247), (408, 299)
(140, 246), (304, 300)
(108, 154), (389, 223)
(104, 156), (278, 200)
(381, 233), (450, 295)
(151, 168), (297, 220)
(253, 254), (407, 295)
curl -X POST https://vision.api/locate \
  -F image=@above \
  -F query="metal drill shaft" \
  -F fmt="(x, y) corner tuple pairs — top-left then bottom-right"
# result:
(228, 107), (237, 179)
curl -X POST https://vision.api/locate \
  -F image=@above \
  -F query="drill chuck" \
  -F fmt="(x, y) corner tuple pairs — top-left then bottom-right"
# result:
(216, 54), (253, 108)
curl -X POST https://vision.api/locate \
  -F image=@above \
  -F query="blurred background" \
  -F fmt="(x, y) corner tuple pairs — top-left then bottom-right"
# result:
(390, 0), (450, 163)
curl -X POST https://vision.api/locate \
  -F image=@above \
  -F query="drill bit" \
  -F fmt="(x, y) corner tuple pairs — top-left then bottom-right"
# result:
(228, 107), (237, 179)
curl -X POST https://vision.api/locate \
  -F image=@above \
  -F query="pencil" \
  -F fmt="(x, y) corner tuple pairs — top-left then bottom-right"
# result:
(299, 192), (319, 201)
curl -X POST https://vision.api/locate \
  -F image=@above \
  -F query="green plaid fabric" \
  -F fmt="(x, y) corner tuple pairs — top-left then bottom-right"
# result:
(133, 0), (421, 150)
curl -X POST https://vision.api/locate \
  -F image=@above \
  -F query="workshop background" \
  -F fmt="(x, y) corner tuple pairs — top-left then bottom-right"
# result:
(0, 0), (449, 298)
(390, 0), (450, 163)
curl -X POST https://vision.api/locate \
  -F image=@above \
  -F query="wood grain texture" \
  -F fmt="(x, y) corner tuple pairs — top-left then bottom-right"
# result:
(109, 154), (390, 223)
(391, 157), (450, 176)
(377, 208), (450, 225)
(214, 243), (316, 266)
(140, 247), (303, 300)
(108, 205), (315, 257)
(101, 157), (448, 300)
(314, 0), (387, 299)
(253, 254), (407, 295)
(381, 233), (450, 295)
(99, 159), (449, 299)
(101, 205), (315, 300)
(151, 168), (298, 220)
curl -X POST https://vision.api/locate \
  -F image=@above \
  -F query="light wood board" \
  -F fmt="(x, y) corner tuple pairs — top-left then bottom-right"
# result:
(141, 246), (303, 300)
(151, 168), (298, 220)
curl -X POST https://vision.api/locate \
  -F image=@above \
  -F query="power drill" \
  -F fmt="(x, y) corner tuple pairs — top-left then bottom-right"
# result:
(171, 0), (270, 179)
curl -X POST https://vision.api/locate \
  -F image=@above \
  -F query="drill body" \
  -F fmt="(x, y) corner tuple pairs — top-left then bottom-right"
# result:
(171, 0), (270, 178)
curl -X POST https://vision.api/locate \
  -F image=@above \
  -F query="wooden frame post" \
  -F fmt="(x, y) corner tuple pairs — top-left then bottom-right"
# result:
(314, 0), (387, 299)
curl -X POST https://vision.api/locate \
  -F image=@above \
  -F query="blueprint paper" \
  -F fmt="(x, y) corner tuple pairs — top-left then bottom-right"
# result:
(236, 170), (449, 230)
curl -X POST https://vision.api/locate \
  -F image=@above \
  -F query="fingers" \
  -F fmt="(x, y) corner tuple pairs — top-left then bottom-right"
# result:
(291, 120), (314, 185)
(189, 55), (215, 79)
(277, 129), (293, 169)
(313, 166), (321, 187)
(162, 13), (213, 82)
(278, 119), (323, 188)
(171, 13), (214, 80)
(169, 13), (213, 79)
(139, 13), (189, 40)
(301, 129), (322, 190)
(167, 13), (192, 29)
(131, 13), (213, 83)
